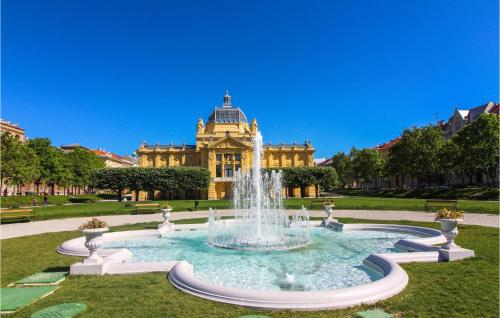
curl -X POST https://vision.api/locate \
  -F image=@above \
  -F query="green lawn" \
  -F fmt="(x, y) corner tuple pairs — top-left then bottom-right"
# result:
(10, 197), (498, 221)
(1, 218), (498, 317)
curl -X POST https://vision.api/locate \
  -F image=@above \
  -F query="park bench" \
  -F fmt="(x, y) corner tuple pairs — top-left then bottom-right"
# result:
(424, 199), (458, 212)
(310, 199), (333, 209)
(133, 203), (160, 214)
(0, 209), (35, 223)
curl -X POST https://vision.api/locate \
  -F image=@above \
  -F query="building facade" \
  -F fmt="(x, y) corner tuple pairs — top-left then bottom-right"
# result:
(1, 119), (26, 142)
(91, 149), (138, 168)
(136, 92), (315, 200)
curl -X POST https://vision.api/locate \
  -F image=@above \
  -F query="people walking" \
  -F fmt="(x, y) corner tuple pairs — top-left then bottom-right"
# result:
(43, 192), (48, 207)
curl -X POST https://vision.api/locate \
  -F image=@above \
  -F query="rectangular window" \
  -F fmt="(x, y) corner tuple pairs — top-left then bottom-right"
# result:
(224, 154), (232, 161)
(216, 154), (222, 162)
(224, 164), (233, 177)
(235, 164), (241, 172)
(234, 153), (241, 161)
(216, 164), (222, 177)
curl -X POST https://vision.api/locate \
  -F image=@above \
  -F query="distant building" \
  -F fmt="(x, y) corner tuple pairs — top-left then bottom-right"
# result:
(443, 101), (499, 138)
(60, 143), (91, 153)
(137, 91), (315, 200)
(0, 119), (26, 142)
(91, 148), (138, 168)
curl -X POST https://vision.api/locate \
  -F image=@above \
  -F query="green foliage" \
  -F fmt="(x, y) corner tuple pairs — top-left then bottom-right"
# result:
(331, 152), (353, 186)
(350, 147), (385, 186)
(453, 113), (499, 183)
(388, 125), (445, 183)
(262, 167), (338, 194)
(67, 147), (105, 188)
(90, 167), (211, 196)
(0, 194), (102, 208)
(0, 133), (38, 188)
(333, 186), (499, 201)
(27, 138), (64, 194)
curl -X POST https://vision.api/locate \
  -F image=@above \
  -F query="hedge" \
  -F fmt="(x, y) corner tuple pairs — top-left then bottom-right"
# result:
(0, 194), (104, 208)
(91, 167), (211, 201)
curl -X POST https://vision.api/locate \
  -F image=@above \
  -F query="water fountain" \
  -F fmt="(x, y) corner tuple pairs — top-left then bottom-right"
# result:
(208, 131), (310, 251)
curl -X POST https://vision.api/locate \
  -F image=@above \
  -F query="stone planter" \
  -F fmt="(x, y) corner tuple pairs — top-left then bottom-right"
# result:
(81, 227), (109, 263)
(161, 208), (173, 224)
(324, 205), (334, 219)
(158, 208), (174, 237)
(437, 218), (462, 250)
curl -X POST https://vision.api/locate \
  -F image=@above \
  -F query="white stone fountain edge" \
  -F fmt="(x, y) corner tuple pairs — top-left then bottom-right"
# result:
(58, 222), (474, 309)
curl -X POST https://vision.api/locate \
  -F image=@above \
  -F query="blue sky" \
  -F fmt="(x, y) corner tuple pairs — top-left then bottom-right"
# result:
(3, 0), (498, 158)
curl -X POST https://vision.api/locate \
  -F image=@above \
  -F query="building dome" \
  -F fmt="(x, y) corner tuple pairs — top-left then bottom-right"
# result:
(207, 91), (248, 123)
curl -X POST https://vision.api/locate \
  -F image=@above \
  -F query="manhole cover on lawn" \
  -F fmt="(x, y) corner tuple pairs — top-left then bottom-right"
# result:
(356, 309), (394, 318)
(31, 303), (87, 318)
(13, 272), (68, 286)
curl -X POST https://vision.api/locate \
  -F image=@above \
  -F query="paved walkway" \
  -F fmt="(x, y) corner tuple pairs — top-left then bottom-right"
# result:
(1, 209), (498, 239)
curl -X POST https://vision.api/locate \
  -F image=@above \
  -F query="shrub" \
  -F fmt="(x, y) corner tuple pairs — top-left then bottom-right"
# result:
(434, 208), (464, 221)
(78, 218), (108, 230)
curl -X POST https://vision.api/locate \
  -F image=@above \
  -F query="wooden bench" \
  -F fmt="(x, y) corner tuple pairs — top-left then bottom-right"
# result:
(133, 203), (160, 214)
(310, 200), (331, 209)
(424, 200), (458, 212)
(0, 209), (35, 223)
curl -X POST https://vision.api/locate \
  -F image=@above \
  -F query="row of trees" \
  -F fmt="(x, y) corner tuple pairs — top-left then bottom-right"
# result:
(91, 166), (338, 201)
(91, 167), (211, 201)
(265, 167), (338, 196)
(0, 134), (105, 195)
(331, 114), (499, 188)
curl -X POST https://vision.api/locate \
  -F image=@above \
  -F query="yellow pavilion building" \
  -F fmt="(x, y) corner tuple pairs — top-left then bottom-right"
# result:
(136, 92), (315, 200)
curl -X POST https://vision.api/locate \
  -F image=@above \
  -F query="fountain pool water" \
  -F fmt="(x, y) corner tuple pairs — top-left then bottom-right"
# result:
(103, 227), (422, 291)
(207, 131), (310, 251)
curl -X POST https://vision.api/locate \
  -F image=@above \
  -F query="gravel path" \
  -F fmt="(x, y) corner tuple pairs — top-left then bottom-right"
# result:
(1, 209), (497, 239)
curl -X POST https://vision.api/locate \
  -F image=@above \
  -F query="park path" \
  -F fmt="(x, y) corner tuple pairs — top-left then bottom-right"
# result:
(1, 209), (498, 239)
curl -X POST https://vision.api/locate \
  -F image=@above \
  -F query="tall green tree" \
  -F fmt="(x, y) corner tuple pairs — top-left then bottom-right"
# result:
(91, 168), (129, 201)
(453, 114), (499, 185)
(67, 147), (105, 193)
(330, 152), (353, 187)
(27, 138), (63, 194)
(350, 148), (384, 188)
(313, 167), (339, 194)
(0, 133), (38, 194)
(387, 125), (444, 187)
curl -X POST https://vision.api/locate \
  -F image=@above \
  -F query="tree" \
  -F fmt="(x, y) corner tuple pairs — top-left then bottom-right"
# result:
(27, 138), (63, 194)
(91, 168), (129, 201)
(350, 148), (384, 188)
(453, 114), (499, 185)
(331, 152), (353, 187)
(313, 167), (339, 194)
(67, 148), (105, 194)
(387, 125), (444, 187)
(0, 133), (38, 194)
(54, 150), (74, 195)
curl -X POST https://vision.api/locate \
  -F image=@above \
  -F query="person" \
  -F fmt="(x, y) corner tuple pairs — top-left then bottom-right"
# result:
(33, 196), (37, 206)
(43, 192), (48, 207)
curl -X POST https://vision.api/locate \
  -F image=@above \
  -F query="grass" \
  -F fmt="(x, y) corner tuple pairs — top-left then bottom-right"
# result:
(5, 196), (497, 221)
(334, 186), (499, 201)
(1, 218), (498, 317)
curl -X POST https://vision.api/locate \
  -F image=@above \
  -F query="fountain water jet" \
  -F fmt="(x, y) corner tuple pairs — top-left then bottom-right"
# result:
(208, 131), (310, 251)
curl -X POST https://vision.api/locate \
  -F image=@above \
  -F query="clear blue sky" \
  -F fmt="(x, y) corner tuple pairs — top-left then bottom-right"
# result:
(3, 0), (499, 158)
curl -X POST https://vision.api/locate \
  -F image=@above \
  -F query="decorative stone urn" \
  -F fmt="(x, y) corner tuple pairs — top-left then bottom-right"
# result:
(322, 203), (336, 227)
(158, 208), (174, 237)
(437, 218), (462, 250)
(324, 204), (334, 219)
(81, 227), (109, 263)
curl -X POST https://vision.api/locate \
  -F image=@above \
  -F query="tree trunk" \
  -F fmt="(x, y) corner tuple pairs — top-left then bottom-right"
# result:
(135, 190), (139, 201)
(118, 189), (123, 202)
